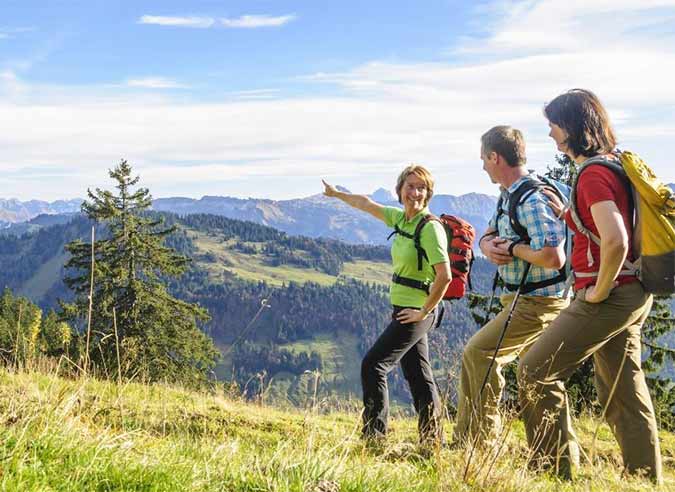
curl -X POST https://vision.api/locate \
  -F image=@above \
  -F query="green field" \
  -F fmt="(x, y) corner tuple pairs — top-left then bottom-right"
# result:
(1, 369), (672, 491)
(191, 230), (390, 287)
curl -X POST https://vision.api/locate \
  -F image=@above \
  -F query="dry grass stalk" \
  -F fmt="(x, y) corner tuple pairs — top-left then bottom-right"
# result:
(13, 303), (23, 371)
(84, 225), (95, 376)
(113, 307), (122, 386)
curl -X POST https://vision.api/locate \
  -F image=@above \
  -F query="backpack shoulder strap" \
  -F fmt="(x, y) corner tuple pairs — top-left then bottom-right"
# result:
(412, 214), (439, 270)
(387, 224), (414, 241)
(569, 154), (638, 271)
(569, 156), (628, 246)
(506, 177), (544, 241)
(387, 214), (439, 271)
(494, 194), (505, 233)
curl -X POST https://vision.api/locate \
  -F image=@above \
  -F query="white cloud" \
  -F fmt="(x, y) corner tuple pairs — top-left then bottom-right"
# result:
(456, 0), (675, 56)
(0, 69), (27, 98)
(138, 15), (215, 28)
(2, 1), (675, 201)
(137, 14), (296, 30)
(228, 89), (280, 100)
(125, 77), (188, 89)
(221, 15), (296, 28)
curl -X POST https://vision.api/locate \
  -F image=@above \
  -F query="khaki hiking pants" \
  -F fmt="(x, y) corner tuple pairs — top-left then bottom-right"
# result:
(453, 293), (569, 446)
(519, 282), (662, 483)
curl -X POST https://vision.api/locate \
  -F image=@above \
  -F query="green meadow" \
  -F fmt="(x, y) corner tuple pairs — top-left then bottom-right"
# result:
(1, 369), (672, 491)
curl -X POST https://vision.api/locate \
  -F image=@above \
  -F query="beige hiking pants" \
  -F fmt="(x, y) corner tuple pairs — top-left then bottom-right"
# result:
(518, 282), (662, 483)
(452, 293), (569, 445)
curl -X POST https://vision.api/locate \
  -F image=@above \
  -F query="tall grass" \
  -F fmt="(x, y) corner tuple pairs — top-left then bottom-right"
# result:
(0, 363), (672, 491)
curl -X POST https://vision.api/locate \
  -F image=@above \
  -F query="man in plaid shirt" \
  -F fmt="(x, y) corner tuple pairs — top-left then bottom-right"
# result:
(452, 126), (574, 459)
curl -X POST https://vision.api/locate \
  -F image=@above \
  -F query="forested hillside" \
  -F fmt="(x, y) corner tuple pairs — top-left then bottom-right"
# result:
(0, 212), (495, 404)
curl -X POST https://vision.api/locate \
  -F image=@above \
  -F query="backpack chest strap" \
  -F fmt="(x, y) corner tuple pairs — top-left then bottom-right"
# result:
(392, 273), (431, 294)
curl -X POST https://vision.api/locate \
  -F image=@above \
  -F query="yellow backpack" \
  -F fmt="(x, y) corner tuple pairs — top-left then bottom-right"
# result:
(569, 151), (675, 294)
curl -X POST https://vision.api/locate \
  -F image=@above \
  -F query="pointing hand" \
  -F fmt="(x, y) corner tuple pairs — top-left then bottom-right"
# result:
(322, 179), (339, 197)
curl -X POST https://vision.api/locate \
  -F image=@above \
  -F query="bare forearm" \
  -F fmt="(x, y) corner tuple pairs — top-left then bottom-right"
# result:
(334, 191), (369, 209)
(594, 238), (628, 295)
(588, 201), (630, 297)
(331, 191), (384, 221)
(512, 243), (565, 270)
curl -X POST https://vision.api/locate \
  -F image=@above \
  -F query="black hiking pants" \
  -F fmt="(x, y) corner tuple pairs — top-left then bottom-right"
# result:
(361, 304), (444, 442)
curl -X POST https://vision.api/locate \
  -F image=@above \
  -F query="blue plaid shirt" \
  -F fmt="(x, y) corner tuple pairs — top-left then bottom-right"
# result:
(488, 175), (570, 297)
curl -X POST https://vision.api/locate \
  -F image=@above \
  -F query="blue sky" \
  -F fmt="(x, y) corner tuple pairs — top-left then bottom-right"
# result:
(1, 0), (675, 201)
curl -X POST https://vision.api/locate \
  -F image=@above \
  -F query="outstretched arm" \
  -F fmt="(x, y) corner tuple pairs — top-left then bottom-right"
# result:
(322, 179), (385, 221)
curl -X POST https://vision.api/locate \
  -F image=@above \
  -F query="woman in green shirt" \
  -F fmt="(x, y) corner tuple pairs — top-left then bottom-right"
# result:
(323, 164), (451, 445)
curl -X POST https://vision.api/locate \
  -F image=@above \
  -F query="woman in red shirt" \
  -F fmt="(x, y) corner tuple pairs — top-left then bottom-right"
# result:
(517, 89), (662, 483)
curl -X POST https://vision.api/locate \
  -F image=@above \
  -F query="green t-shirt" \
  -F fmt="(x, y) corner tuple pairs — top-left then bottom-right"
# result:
(382, 206), (449, 308)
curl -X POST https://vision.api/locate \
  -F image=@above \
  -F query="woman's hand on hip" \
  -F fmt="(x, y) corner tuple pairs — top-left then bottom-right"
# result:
(396, 308), (428, 324)
(583, 282), (617, 303)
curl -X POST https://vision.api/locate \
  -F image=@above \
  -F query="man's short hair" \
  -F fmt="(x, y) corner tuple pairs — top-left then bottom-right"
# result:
(481, 126), (527, 167)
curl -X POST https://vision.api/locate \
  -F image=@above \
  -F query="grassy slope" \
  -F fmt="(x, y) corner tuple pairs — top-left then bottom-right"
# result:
(17, 249), (68, 301)
(190, 231), (391, 287)
(1, 369), (673, 492)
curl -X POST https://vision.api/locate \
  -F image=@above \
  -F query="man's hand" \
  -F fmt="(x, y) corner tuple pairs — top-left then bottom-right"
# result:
(481, 236), (513, 265)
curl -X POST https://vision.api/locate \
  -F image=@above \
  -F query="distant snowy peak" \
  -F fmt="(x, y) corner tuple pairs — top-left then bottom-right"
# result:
(370, 188), (396, 204)
(0, 198), (82, 224)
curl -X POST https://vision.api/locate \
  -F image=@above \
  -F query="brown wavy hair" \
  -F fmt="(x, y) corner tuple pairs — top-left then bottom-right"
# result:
(544, 89), (617, 158)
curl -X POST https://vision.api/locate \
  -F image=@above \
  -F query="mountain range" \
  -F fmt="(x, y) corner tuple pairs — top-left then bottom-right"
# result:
(152, 188), (498, 244)
(3, 182), (674, 244)
(0, 189), (498, 244)
(0, 198), (81, 227)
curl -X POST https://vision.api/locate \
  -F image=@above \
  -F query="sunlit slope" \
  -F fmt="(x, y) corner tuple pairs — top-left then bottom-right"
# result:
(190, 229), (391, 287)
(1, 370), (672, 491)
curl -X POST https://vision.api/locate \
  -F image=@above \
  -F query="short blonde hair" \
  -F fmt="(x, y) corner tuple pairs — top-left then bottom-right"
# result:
(395, 164), (434, 207)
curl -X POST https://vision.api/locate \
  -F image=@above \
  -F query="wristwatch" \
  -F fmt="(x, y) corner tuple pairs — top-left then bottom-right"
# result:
(508, 240), (521, 257)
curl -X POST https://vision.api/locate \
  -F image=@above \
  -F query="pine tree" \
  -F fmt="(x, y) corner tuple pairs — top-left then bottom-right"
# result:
(545, 153), (576, 184)
(61, 160), (218, 386)
(0, 288), (67, 368)
(642, 297), (675, 429)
